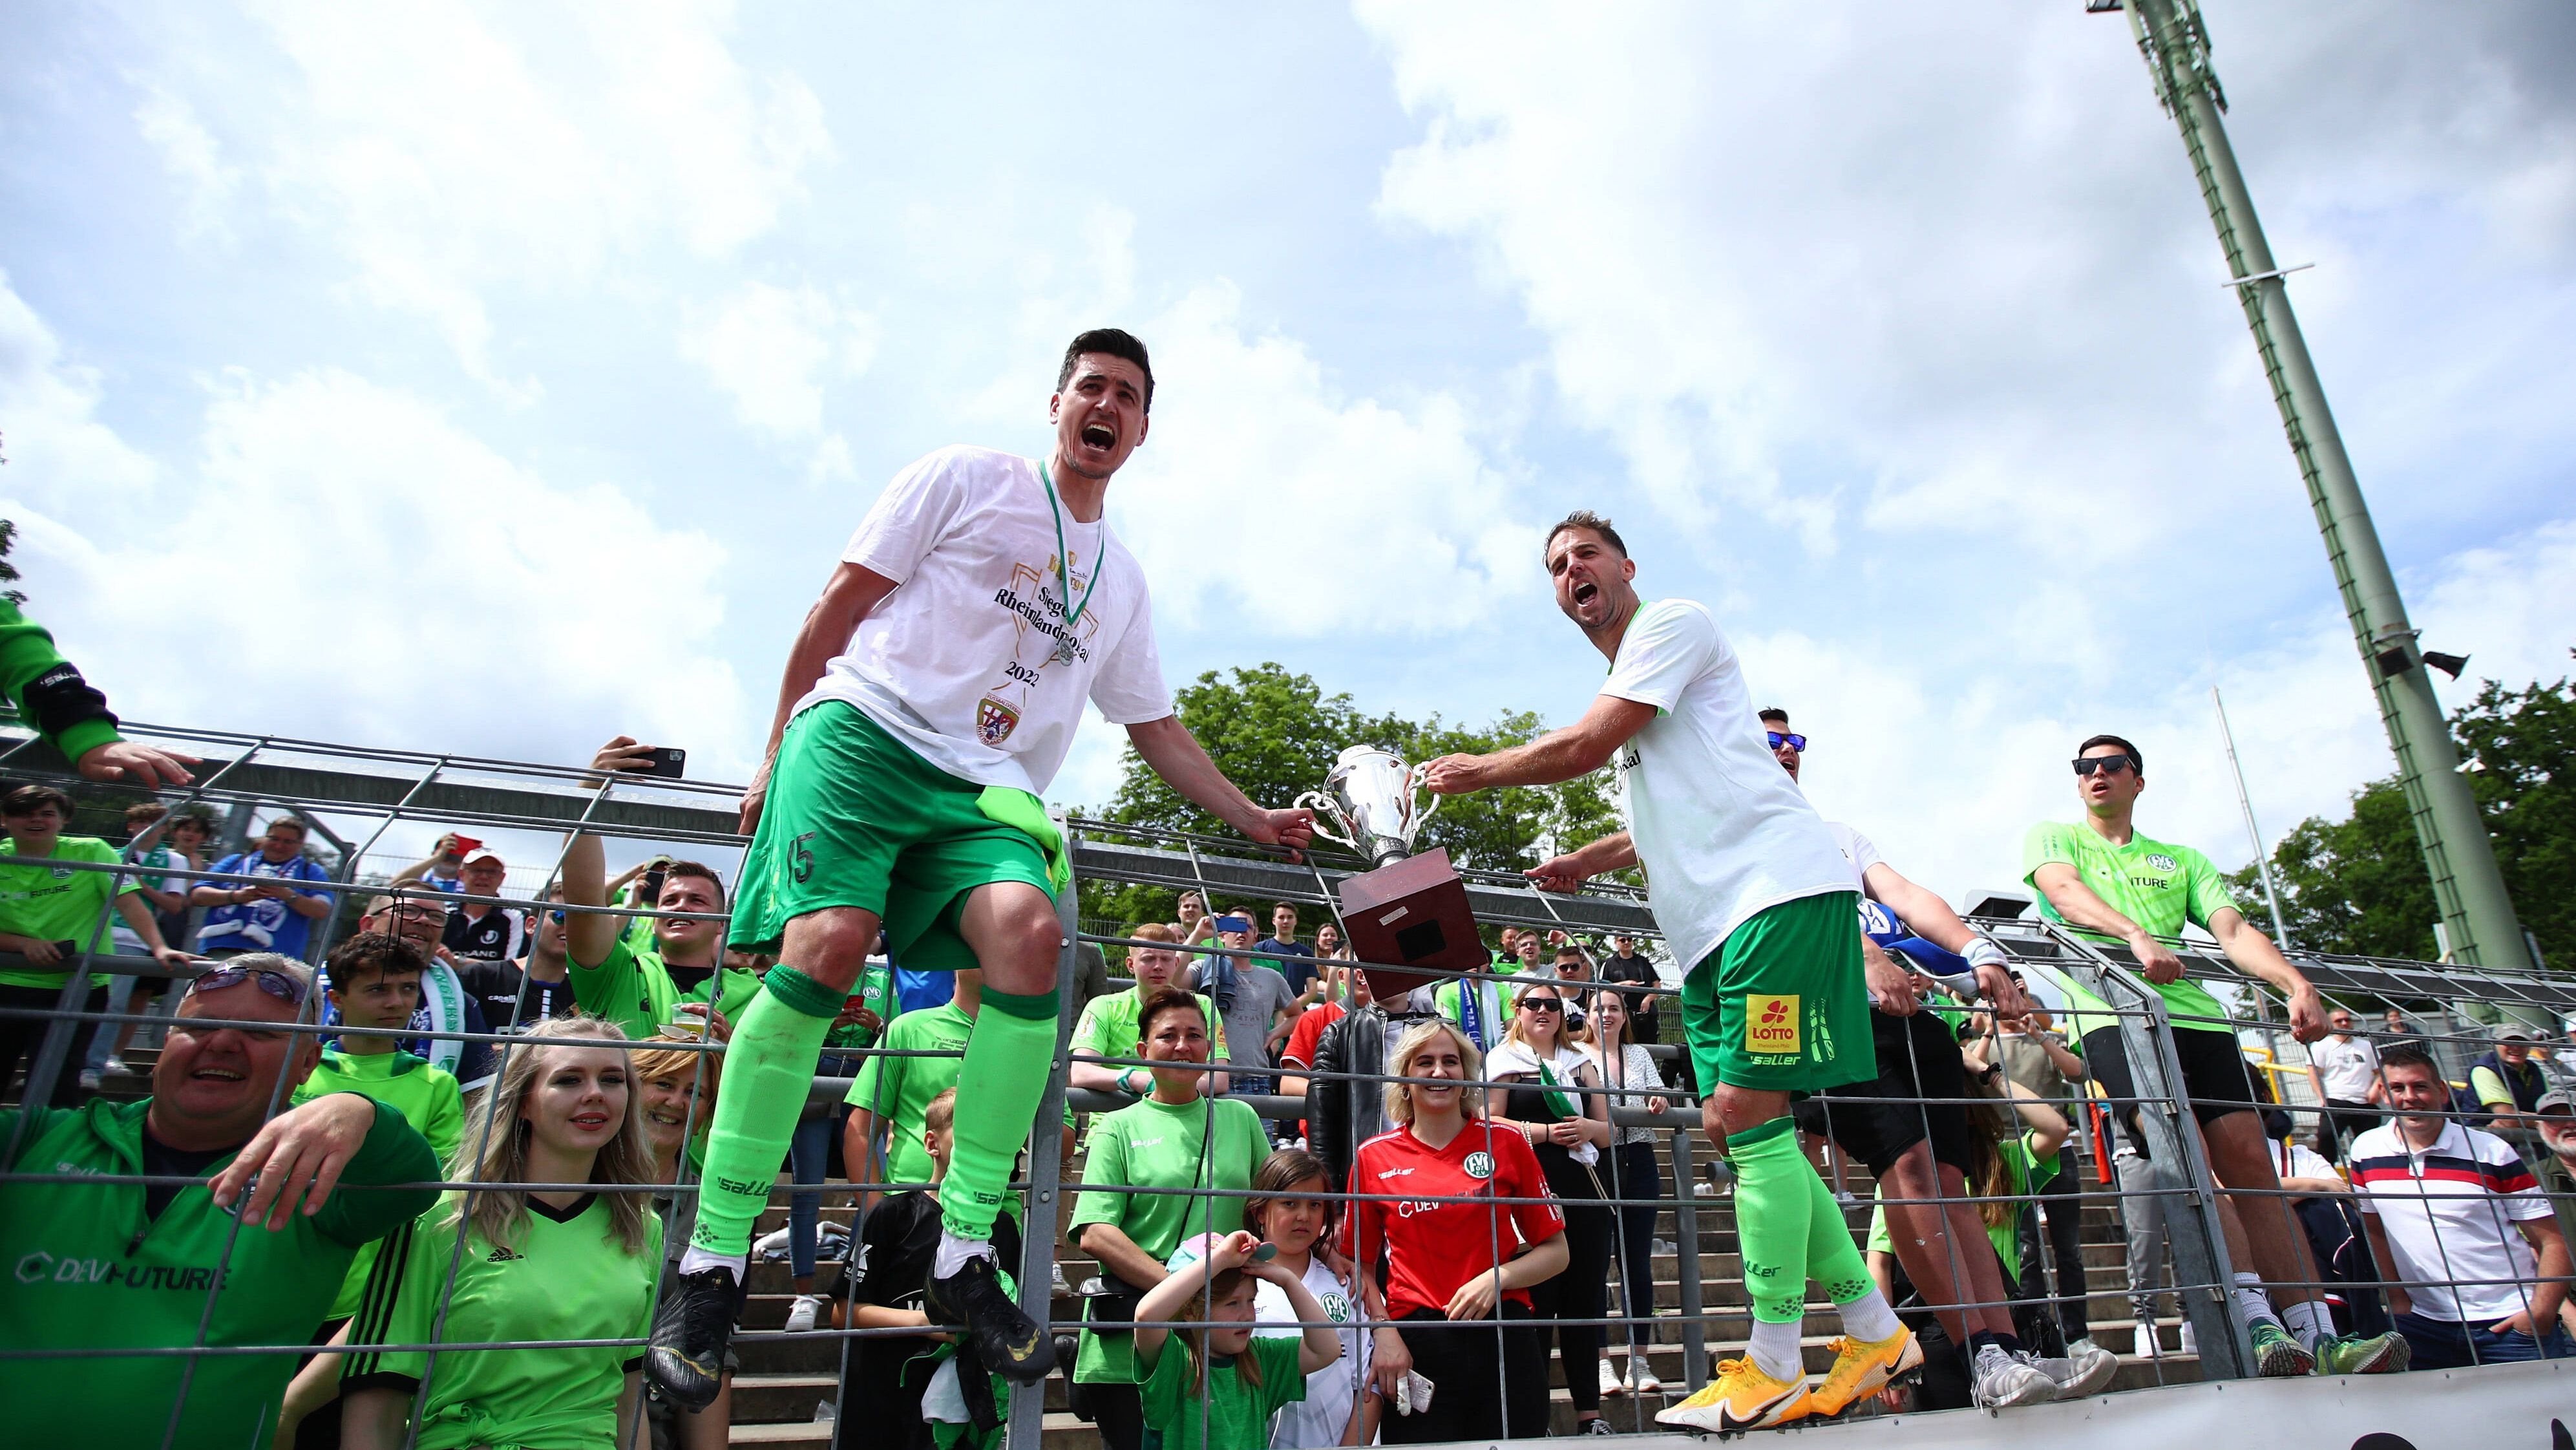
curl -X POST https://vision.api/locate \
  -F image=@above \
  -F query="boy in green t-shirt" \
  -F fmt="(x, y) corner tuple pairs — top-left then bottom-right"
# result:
(2021, 732), (2402, 1379)
(1067, 922), (1230, 1098)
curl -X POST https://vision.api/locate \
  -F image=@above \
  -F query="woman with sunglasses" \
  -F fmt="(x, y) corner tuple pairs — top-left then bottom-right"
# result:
(341, 1018), (662, 1450)
(1583, 985), (1672, 1397)
(1488, 986), (1617, 1433)
(1346, 1018), (1568, 1442)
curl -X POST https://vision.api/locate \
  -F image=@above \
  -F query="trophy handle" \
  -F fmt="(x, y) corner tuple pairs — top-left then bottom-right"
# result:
(1407, 761), (1444, 837)
(1293, 791), (1360, 851)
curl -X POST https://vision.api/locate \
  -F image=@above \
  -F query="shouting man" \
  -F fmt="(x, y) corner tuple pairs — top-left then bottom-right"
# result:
(1422, 511), (1916, 1431)
(648, 328), (1313, 1405)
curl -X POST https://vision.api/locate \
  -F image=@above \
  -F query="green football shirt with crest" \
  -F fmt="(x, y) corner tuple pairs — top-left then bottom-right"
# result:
(2022, 820), (2239, 1040)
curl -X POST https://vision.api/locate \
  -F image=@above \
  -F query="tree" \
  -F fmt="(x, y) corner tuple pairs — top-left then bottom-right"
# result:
(2230, 658), (2575, 972)
(1079, 663), (1625, 937)
(0, 518), (26, 606)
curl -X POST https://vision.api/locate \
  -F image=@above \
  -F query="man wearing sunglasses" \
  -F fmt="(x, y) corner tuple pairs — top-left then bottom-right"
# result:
(2023, 734), (2406, 1377)
(0, 954), (441, 1445)
(1424, 511), (1915, 1433)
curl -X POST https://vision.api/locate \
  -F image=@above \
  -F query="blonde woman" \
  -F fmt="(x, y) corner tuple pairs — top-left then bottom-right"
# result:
(1488, 984), (1616, 1431)
(341, 1018), (662, 1450)
(1340, 1019), (1567, 1443)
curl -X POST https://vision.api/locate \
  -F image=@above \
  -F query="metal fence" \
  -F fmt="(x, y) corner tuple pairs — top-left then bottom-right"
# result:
(2, 720), (2570, 1449)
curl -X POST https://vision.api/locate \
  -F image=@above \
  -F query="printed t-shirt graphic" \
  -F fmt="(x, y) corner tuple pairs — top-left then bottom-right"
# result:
(2020, 821), (2241, 1040)
(800, 445), (1174, 796)
(1598, 599), (1850, 970)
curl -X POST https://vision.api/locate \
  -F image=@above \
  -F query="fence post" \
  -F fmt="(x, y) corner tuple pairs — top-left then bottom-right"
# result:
(1669, 1123), (1707, 1390)
(2060, 936), (2253, 1381)
(1008, 823), (1082, 1447)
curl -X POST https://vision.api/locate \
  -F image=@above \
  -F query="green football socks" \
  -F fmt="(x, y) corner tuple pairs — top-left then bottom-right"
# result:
(938, 985), (1061, 1243)
(1728, 1117), (1814, 1326)
(687, 965), (840, 1261)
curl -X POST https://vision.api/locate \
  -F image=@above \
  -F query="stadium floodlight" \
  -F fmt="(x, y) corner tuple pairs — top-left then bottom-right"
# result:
(2096, 0), (2536, 976)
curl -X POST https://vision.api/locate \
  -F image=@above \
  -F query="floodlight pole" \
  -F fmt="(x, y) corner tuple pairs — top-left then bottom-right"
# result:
(2109, 0), (2534, 976)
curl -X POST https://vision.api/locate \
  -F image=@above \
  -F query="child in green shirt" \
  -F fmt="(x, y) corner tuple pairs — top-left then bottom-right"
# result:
(1133, 1231), (1339, 1450)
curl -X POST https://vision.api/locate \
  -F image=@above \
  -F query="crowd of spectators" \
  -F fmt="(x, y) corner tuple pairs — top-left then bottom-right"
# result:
(5, 738), (2574, 1449)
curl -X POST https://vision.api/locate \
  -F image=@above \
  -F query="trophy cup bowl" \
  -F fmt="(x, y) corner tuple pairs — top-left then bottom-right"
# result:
(1294, 745), (1441, 867)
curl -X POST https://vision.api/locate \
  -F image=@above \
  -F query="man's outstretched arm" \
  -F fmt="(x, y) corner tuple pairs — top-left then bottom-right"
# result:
(1525, 831), (1636, 893)
(1125, 715), (1314, 853)
(1421, 694), (1658, 795)
(742, 562), (902, 833)
(1862, 861), (2029, 1016)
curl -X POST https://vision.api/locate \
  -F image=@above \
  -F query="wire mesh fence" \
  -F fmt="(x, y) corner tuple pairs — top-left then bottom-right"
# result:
(2, 720), (2570, 1449)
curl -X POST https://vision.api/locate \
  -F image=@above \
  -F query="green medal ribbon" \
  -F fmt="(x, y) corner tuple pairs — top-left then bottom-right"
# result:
(1037, 460), (1104, 635)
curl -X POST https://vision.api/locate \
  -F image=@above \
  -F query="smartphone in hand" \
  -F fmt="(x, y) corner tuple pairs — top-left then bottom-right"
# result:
(639, 747), (687, 780)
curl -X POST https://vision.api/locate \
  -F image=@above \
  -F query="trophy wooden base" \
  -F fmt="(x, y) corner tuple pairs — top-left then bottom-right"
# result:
(1334, 847), (1487, 1000)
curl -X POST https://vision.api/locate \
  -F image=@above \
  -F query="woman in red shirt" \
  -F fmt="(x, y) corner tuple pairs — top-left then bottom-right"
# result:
(1342, 1018), (1568, 1442)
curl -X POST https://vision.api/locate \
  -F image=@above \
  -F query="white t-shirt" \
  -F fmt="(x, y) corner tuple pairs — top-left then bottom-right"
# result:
(2349, 1120), (2553, 1322)
(1824, 821), (1883, 895)
(2308, 1035), (2383, 1103)
(2270, 1138), (2340, 1186)
(800, 445), (1174, 793)
(1601, 599), (1850, 967)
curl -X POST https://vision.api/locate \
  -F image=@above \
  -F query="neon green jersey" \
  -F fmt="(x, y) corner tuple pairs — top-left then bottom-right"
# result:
(1068, 1096), (1268, 1384)
(343, 1192), (660, 1450)
(0, 835), (140, 988)
(2022, 820), (2239, 1038)
(843, 1001), (975, 1190)
(1138, 1332), (1306, 1450)
(293, 1048), (467, 1320)
(0, 1095), (438, 1447)
(564, 935), (763, 1044)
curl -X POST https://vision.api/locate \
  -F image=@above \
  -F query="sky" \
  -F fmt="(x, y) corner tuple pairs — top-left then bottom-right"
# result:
(3, 0), (2571, 909)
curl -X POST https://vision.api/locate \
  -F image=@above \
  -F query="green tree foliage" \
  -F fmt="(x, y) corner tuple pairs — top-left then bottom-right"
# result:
(0, 517), (27, 605)
(1080, 663), (1624, 935)
(2230, 660), (2574, 970)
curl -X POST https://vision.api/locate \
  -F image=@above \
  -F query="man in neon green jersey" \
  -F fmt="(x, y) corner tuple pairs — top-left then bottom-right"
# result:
(1422, 511), (1916, 1433)
(647, 328), (1314, 1406)
(2021, 732), (2407, 1378)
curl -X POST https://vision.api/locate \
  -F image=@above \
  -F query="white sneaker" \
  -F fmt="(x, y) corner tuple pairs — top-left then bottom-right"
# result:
(101, 1057), (132, 1076)
(1971, 1344), (2058, 1409)
(1601, 1358), (1628, 1397)
(77, 1069), (102, 1091)
(2030, 1340), (2118, 1399)
(2133, 1321), (2159, 1359)
(1052, 1261), (1070, 1295)
(1652, 1238), (1678, 1257)
(783, 1294), (821, 1334)
(1630, 1357), (1662, 1394)
(2177, 1319), (2199, 1356)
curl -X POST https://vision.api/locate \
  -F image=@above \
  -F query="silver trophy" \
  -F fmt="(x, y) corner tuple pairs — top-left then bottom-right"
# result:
(1296, 745), (1442, 866)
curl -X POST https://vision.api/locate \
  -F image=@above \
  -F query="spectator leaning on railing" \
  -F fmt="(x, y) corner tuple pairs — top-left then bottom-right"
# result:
(0, 782), (190, 1103)
(1072, 922), (1232, 1100)
(193, 816), (334, 962)
(2350, 1043), (2572, 1370)
(0, 955), (440, 1447)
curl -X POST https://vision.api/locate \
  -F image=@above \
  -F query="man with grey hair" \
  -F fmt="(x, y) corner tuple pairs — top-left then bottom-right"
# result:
(0, 954), (440, 1444)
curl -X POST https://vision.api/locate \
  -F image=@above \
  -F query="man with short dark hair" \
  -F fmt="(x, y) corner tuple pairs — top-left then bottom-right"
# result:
(649, 331), (1313, 1402)
(1426, 512), (1918, 1431)
(1254, 901), (1317, 996)
(2022, 734), (2405, 1376)
(0, 954), (440, 1444)
(191, 816), (333, 961)
(0, 783), (190, 1103)
(2306, 1006), (2385, 1160)
(2352, 1043), (2572, 1368)
(1599, 933), (1661, 1044)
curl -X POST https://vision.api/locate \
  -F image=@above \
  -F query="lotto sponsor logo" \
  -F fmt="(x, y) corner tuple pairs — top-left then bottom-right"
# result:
(1744, 994), (1801, 1055)
(15, 1251), (221, 1292)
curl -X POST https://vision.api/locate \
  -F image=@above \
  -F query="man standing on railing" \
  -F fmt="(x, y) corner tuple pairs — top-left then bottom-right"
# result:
(2022, 733), (2411, 1378)
(1424, 511), (1920, 1433)
(645, 329), (1315, 1409)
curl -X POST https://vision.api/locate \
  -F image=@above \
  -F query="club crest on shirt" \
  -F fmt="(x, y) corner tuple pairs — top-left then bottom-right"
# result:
(2145, 853), (2179, 873)
(1745, 993), (1800, 1055)
(976, 696), (1020, 746)
(1462, 1151), (1495, 1180)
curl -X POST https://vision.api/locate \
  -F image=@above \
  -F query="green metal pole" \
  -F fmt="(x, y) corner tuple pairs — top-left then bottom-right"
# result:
(2117, 0), (2535, 976)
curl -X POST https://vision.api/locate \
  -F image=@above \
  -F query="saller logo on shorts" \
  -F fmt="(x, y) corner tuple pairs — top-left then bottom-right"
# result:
(1746, 993), (1800, 1054)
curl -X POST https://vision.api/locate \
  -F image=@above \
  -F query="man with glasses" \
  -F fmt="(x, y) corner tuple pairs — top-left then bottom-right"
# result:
(0, 954), (441, 1445)
(2351, 1044), (2573, 1368)
(2305, 1007), (2386, 1162)
(189, 816), (333, 962)
(1424, 512), (1917, 1432)
(1764, 712), (2104, 1405)
(2022, 733), (2407, 1376)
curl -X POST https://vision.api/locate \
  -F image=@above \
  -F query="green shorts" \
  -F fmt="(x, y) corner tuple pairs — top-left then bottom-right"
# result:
(729, 701), (1055, 972)
(1680, 890), (1875, 1093)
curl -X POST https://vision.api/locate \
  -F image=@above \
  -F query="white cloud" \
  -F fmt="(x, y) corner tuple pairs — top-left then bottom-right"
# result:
(184, 0), (831, 391)
(131, 83), (238, 243)
(0, 279), (748, 774)
(679, 281), (874, 480)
